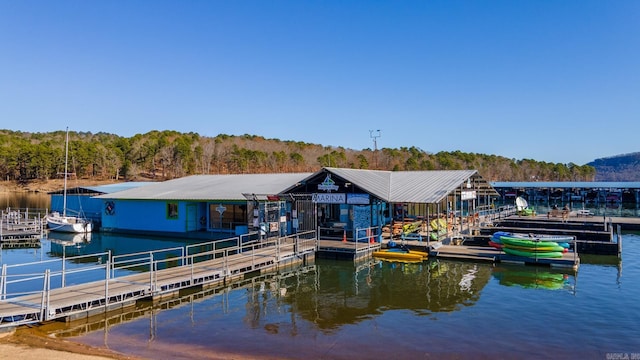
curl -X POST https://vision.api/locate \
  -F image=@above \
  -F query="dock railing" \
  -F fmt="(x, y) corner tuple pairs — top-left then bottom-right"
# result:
(0, 230), (317, 327)
(1, 207), (47, 240)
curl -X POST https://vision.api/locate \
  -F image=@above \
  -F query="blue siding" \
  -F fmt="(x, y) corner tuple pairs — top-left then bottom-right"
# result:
(102, 200), (188, 233)
(50, 194), (102, 224)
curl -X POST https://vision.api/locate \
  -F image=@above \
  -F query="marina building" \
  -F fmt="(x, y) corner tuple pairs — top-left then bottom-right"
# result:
(95, 167), (499, 239)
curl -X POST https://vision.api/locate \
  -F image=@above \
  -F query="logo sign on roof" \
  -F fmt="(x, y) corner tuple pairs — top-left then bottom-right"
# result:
(318, 175), (339, 192)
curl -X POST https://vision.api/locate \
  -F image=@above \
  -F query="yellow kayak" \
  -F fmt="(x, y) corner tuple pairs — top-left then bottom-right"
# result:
(373, 248), (428, 262)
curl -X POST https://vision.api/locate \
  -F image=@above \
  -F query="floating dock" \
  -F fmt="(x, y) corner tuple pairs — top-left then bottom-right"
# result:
(0, 231), (317, 329)
(1, 208), (45, 248)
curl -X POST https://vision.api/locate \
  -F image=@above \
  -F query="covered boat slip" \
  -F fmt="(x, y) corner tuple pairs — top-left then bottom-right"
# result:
(307, 168), (499, 259)
(0, 230), (316, 329)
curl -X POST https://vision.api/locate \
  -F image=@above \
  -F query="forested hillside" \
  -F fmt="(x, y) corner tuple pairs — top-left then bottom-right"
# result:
(589, 153), (640, 181)
(0, 129), (596, 184)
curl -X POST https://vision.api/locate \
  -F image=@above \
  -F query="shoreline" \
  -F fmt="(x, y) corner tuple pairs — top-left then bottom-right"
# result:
(0, 327), (140, 360)
(0, 179), (123, 194)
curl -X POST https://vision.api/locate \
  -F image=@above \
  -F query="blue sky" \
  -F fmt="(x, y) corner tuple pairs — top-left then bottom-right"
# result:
(1, 1), (638, 165)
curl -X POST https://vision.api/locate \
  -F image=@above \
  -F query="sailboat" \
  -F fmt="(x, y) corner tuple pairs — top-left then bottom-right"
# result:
(46, 128), (93, 233)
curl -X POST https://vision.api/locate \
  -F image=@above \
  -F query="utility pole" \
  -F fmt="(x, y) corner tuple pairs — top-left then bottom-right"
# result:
(369, 129), (381, 169)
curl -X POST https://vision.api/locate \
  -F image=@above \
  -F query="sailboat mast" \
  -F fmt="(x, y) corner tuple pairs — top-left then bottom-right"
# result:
(63, 127), (69, 217)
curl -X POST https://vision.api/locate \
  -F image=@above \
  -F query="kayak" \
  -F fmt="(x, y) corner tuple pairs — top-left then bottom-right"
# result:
(502, 247), (564, 258)
(496, 232), (575, 242)
(488, 240), (503, 249)
(504, 244), (568, 252)
(373, 248), (428, 262)
(500, 236), (562, 249)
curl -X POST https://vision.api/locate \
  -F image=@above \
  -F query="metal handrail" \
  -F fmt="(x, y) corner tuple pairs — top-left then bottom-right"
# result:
(1, 230), (318, 327)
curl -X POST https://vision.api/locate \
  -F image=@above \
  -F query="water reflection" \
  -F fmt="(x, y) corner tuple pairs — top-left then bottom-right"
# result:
(492, 264), (576, 292)
(0, 192), (50, 211)
(49, 233), (92, 256)
(290, 259), (491, 331)
(45, 257), (494, 348)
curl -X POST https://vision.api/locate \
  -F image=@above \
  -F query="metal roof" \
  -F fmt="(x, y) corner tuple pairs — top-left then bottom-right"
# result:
(389, 170), (479, 203)
(83, 182), (155, 194)
(95, 174), (313, 201)
(316, 168), (392, 200)
(310, 168), (483, 203)
(95, 169), (495, 204)
(48, 182), (153, 195)
(491, 181), (640, 189)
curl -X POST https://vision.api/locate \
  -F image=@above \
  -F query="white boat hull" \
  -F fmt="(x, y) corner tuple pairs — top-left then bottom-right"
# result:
(47, 213), (93, 233)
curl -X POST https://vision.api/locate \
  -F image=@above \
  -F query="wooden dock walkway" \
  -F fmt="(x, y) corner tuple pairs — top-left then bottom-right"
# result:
(316, 239), (381, 260)
(0, 230), (316, 329)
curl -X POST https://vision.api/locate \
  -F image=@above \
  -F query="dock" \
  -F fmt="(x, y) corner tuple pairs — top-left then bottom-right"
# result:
(0, 230), (316, 329)
(316, 226), (382, 260)
(1, 208), (46, 248)
(429, 242), (579, 269)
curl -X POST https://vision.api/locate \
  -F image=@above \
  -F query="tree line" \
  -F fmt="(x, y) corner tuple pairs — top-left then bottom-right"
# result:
(0, 129), (596, 184)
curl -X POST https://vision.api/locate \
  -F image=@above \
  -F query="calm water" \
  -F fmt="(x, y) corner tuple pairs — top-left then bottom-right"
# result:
(2, 193), (639, 359)
(1, 233), (637, 359)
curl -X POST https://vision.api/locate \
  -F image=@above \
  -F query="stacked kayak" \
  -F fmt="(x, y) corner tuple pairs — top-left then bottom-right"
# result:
(489, 231), (573, 251)
(499, 236), (567, 258)
(373, 247), (428, 263)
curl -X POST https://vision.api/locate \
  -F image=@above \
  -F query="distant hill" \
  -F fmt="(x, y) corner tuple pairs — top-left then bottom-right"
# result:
(0, 129), (597, 184)
(589, 153), (640, 181)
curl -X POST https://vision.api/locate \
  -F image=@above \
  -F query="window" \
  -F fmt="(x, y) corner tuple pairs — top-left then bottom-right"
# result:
(167, 203), (179, 219)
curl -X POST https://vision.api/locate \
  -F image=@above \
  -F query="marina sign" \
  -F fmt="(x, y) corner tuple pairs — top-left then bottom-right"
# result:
(312, 193), (346, 203)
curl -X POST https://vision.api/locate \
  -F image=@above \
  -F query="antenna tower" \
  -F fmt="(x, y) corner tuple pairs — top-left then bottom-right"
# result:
(369, 129), (381, 169)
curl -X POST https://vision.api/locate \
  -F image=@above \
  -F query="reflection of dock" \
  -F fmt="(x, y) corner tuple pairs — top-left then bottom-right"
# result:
(0, 231), (316, 329)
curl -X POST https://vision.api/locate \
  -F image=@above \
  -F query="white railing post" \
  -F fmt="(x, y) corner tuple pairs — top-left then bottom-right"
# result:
(0, 264), (6, 300)
(149, 253), (154, 292)
(105, 250), (110, 307)
(42, 269), (50, 321)
(62, 245), (66, 287)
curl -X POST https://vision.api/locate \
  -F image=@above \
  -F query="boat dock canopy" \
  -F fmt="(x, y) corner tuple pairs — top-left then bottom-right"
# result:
(284, 168), (499, 203)
(491, 181), (640, 189)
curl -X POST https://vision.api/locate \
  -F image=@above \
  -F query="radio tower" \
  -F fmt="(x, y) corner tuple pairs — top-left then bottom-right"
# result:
(369, 129), (381, 169)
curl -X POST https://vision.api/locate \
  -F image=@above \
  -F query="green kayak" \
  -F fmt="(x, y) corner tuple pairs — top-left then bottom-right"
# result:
(502, 247), (564, 258)
(500, 236), (561, 249)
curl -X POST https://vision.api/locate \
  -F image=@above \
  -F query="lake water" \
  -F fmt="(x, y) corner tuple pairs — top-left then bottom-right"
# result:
(2, 193), (640, 359)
